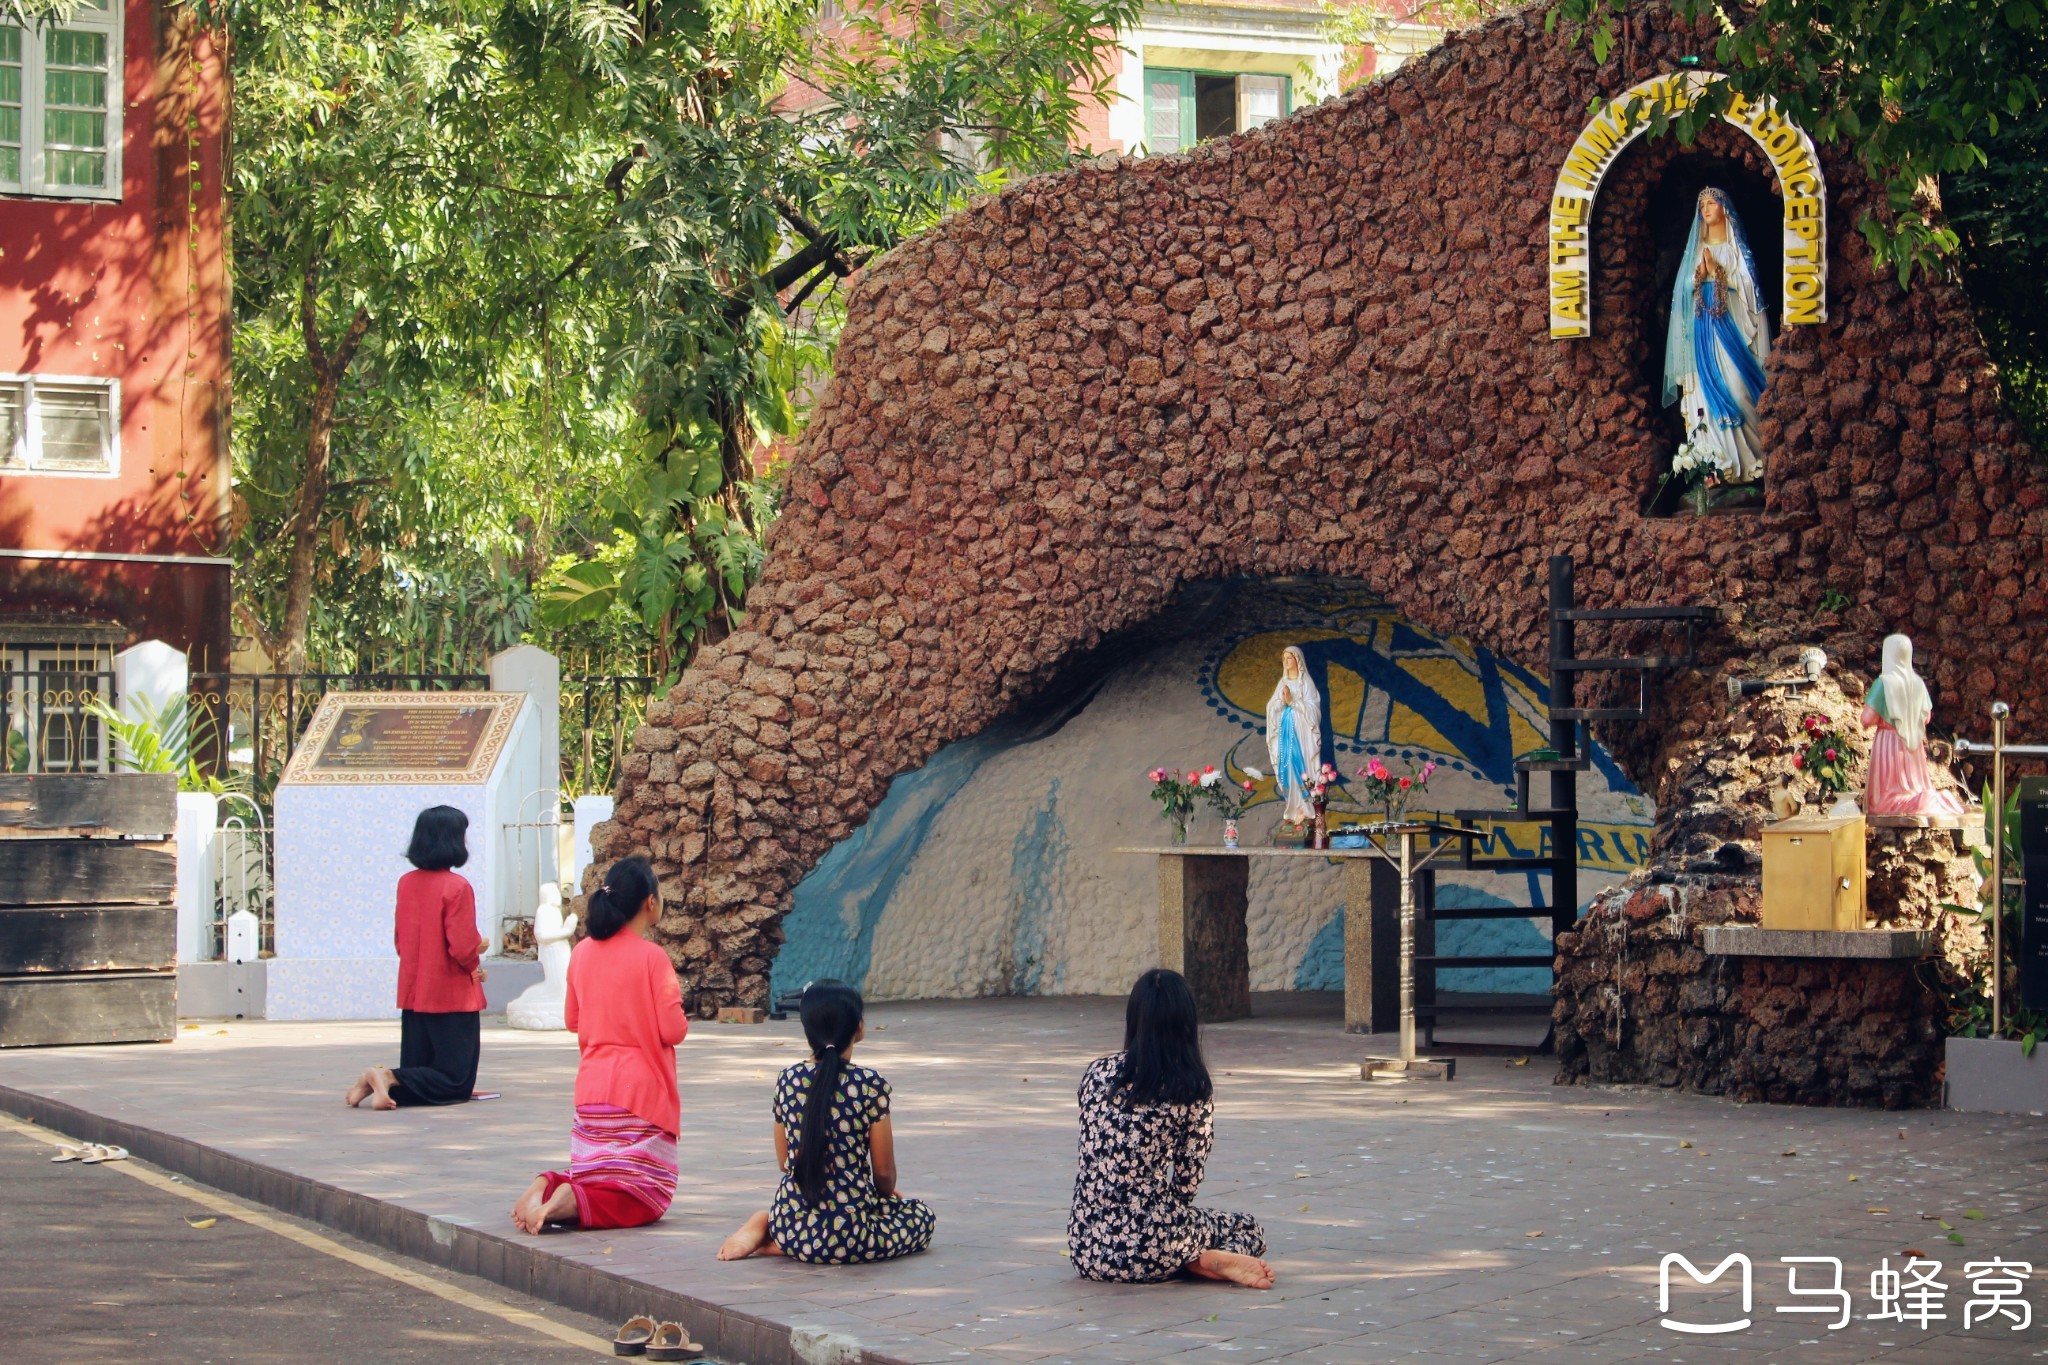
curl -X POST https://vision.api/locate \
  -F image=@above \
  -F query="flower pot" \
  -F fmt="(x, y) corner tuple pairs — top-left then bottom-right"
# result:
(1223, 818), (1239, 849)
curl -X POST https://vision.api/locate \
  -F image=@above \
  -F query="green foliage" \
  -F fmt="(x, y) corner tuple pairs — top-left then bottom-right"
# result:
(1546, 0), (2046, 290)
(1932, 785), (2048, 1041)
(202, 0), (1133, 676)
(1306, 0), (1515, 99)
(84, 696), (245, 797)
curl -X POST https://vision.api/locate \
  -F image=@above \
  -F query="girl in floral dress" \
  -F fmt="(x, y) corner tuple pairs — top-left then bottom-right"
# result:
(717, 980), (935, 1264)
(1068, 969), (1273, 1288)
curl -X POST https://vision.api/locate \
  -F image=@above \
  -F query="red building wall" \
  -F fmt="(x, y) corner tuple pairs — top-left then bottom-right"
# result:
(0, 0), (230, 667)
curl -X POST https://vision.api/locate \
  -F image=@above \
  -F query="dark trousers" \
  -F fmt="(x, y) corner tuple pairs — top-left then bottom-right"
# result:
(389, 1009), (480, 1106)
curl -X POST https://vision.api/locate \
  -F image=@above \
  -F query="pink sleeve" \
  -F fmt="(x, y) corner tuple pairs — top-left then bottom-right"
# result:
(443, 878), (483, 974)
(653, 952), (688, 1047)
(564, 950), (580, 1032)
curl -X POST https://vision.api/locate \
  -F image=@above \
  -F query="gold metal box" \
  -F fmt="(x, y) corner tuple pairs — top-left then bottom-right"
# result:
(1761, 812), (1866, 931)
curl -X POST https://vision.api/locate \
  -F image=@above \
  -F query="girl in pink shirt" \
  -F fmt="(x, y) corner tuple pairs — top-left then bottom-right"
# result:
(512, 857), (688, 1234)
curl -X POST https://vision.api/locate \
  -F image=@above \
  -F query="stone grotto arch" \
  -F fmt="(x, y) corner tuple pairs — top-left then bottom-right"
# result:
(593, 2), (2047, 1010)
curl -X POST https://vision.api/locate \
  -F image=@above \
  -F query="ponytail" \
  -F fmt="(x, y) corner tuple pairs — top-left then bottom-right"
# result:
(793, 979), (864, 1206)
(586, 857), (658, 941)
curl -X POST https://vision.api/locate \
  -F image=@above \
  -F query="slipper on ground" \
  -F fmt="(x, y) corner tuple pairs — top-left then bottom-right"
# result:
(645, 1322), (702, 1362)
(612, 1314), (657, 1357)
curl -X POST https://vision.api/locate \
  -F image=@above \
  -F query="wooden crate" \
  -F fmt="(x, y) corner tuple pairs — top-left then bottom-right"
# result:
(1761, 812), (1866, 932)
(0, 773), (177, 1048)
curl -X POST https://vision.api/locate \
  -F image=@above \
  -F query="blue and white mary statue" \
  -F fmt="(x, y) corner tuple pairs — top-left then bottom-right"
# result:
(1663, 187), (1772, 485)
(1264, 645), (1322, 825)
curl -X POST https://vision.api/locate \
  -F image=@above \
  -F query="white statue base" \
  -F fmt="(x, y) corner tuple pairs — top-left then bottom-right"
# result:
(505, 884), (576, 1031)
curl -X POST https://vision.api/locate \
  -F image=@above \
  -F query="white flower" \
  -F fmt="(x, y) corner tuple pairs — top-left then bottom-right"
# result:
(1199, 771), (1221, 788)
(1243, 766), (1264, 781)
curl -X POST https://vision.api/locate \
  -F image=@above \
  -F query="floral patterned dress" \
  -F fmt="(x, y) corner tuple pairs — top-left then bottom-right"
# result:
(767, 1059), (936, 1265)
(1067, 1053), (1266, 1282)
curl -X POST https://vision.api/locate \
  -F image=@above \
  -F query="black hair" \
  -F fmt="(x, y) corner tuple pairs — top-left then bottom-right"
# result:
(1115, 968), (1212, 1107)
(585, 857), (659, 941)
(404, 805), (470, 871)
(793, 979), (865, 1206)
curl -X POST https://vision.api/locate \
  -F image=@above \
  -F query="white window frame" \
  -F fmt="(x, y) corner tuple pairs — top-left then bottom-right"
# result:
(0, 371), (121, 476)
(0, 0), (124, 201)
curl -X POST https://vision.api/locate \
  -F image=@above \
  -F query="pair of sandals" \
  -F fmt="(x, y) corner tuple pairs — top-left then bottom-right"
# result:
(51, 1142), (129, 1164)
(612, 1315), (702, 1360)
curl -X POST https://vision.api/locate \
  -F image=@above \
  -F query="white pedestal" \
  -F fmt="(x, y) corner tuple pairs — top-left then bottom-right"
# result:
(268, 699), (538, 1020)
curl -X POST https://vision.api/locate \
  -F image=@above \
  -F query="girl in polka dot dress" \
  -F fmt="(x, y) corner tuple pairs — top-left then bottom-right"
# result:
(716, 980), (936, 1265)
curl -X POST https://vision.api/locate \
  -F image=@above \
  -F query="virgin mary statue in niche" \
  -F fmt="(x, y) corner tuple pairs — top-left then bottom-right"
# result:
(1264, 646), (1322, 825)
(1663, 187), (1772, 486)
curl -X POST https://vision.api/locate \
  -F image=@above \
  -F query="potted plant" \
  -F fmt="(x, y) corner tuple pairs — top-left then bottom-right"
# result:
(1792, 714), (1854, 807)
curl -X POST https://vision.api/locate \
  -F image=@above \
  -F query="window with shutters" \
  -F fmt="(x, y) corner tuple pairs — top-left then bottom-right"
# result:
(0, 374), (120, 475)
(1142, 68), (1291, 154)
(0, 0), (121, 199)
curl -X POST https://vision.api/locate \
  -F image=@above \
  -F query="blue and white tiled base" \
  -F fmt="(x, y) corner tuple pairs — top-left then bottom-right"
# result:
(266, 957), (401, 1021)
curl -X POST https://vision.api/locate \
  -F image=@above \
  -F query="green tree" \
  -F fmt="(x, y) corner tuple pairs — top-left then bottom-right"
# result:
(527, 0), (1142, 675)
(213, 0), (619, 672)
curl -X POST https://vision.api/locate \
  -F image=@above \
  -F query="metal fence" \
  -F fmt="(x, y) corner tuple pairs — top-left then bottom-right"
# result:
(187, 670), (490, 796)
(561, 672), (657, 797)
(2, 662), (116, 774)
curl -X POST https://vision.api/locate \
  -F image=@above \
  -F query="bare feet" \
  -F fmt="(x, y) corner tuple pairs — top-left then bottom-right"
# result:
(344, 1070), (372, 1108)
(1189, 1249), (1276, 1289)
(510, 1176), (549, 1233)
(367, 1066), (398, 1111)
(716, 1210), (784, 1260)
(535, 1181), (578, 1229)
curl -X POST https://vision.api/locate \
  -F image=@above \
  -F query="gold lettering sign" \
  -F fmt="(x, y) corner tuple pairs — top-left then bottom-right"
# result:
(281, 692), (526, 786)
(1548, 73), (1828, 338)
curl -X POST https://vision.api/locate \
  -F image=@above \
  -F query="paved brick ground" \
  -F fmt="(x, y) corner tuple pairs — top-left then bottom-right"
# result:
(3, 993), (2047, 1362)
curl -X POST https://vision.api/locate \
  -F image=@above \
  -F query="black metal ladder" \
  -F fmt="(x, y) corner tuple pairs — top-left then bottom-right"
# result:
(1391, 555), (1711, 1044)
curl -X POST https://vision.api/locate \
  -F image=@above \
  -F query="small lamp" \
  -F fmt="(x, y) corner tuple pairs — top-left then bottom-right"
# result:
(1726, 647), (1828, 703)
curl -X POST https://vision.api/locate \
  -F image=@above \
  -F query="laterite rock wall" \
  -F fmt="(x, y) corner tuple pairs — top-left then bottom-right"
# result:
(593, 2), (2042, 1012)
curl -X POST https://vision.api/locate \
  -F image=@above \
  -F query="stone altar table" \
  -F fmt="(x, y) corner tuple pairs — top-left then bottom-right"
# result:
(1120, 841), (1462, 1032)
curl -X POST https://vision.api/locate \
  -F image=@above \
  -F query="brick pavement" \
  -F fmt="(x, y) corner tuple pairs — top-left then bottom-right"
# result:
(2, 993), (2046, 1362)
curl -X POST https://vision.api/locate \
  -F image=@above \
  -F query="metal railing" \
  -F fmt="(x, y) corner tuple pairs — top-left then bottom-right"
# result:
(2, 664), (116, 774)
(187, 670), (489, 795)
(561, 672), (656, 797)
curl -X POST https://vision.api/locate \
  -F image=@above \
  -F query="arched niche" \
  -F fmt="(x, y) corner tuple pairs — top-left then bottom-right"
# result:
(1548, 72), (1827, 339)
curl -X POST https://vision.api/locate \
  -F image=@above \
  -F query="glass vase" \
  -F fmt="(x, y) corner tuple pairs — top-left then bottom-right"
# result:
(1223, 818), (1240, 849)
(1169, 812), (1190, 846)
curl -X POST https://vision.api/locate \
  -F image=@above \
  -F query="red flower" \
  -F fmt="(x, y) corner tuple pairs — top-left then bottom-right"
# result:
(1203, 765), (1216, 775)
(1185, 771), (1200, 783)
(1398, 776), (1412, 789)
(1793, 753), (1806, 769)
(1804, 715), (1822, 733)
(1242, 780), (1255, 792)
(1824, 748), (1837, 762)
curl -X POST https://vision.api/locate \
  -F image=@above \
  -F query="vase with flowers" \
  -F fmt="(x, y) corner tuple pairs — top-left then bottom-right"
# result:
(1148, 766), (1211, 845)
(1353, 755), (1438, 825)
(1201, 766), (1262, 848)
(1793, 715), (1854, 803)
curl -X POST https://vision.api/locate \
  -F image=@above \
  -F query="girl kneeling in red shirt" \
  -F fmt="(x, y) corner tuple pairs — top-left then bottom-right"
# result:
(345, 805), (487, 1110)
(512, 857), (688, 1233)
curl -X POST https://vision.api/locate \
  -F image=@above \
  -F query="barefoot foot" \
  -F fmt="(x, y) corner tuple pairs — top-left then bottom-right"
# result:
(535, 1180), (578, 1228)
(344, 1070), (372, 1107)
(368, 1066), (398, 1111)
(510, 1176), (549, 1234)
(716, 1211), (774, 1260)
(1191, 1249), (1276, 1289)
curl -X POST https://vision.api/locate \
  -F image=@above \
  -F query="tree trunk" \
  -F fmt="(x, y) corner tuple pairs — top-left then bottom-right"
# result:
(276, 254), (369, 673)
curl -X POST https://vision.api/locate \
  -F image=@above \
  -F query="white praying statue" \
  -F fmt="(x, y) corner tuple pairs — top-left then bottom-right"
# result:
(506, 882), (577, 1031)
(1264, 645), (1323, 825)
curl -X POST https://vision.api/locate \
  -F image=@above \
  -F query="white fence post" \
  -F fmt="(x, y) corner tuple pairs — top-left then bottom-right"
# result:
(112, 639), (187, 769)
(175, 791), (219, 963)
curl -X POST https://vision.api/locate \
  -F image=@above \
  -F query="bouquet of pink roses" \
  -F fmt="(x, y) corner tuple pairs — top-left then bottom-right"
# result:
(1353, 755), (1437, 823)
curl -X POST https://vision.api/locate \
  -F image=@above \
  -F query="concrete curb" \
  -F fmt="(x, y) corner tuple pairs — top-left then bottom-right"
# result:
(0, 1084), (906, 1365)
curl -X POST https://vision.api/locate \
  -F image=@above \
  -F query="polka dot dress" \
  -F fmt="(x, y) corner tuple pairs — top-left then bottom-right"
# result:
(767, 1059), (936, 1265)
